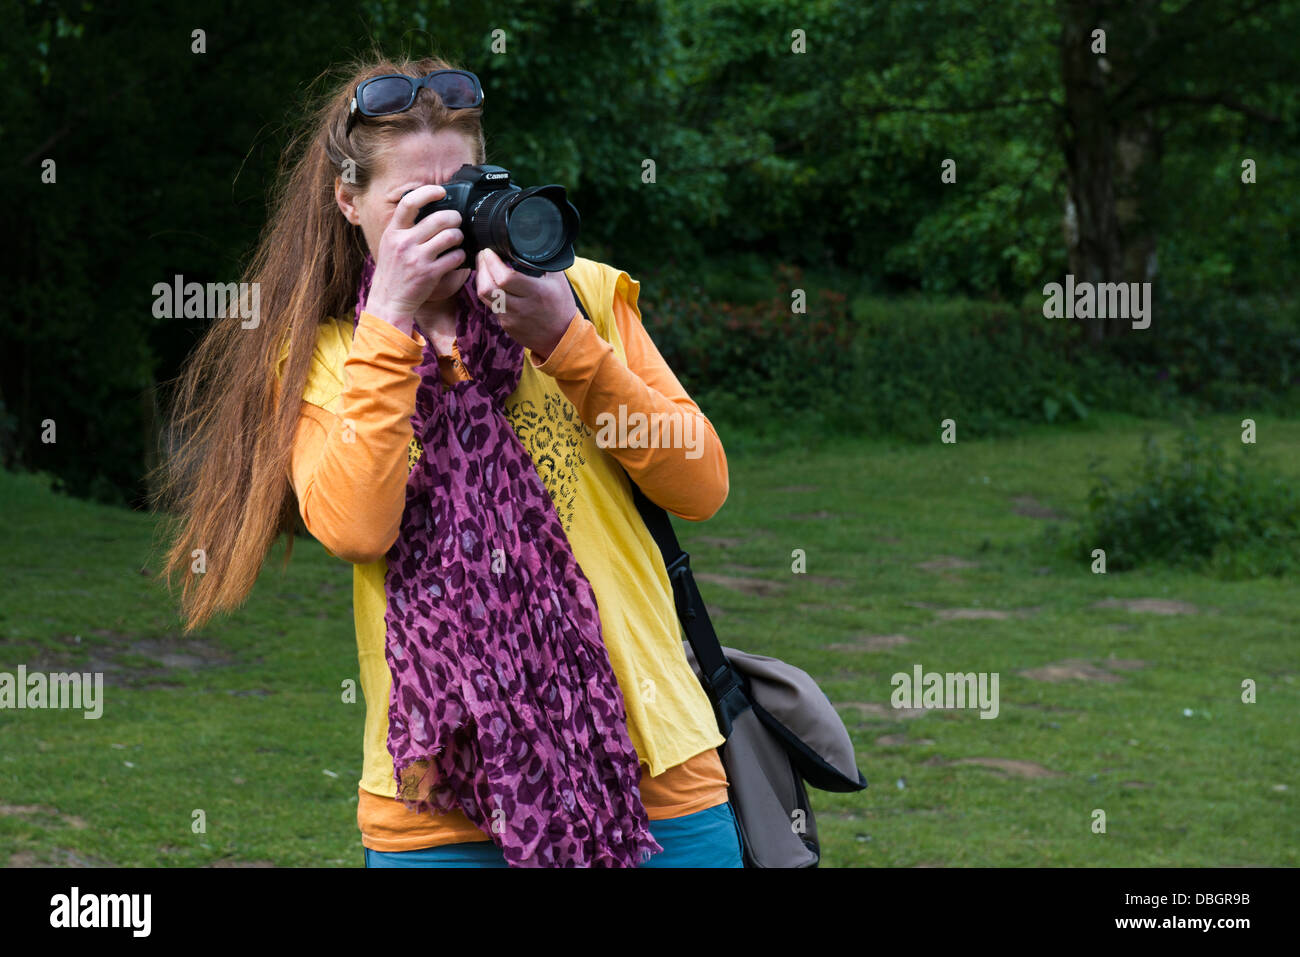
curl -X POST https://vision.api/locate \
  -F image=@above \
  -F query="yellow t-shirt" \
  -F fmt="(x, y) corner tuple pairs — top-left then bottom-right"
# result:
(300, 258), (726, 801)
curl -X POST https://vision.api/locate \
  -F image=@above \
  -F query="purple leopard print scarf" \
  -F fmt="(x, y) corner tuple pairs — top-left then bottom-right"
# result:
(352, 255), (662, 868)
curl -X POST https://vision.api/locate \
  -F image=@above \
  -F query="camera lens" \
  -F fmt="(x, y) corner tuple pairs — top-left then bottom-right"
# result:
(507, 196), (566, 262)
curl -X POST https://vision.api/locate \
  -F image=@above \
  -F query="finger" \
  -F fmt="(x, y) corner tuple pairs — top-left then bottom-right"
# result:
(393, 184), (447, 230)
(478, 247), (507, 283)
(478, 284), (507, 314)
(475, 254), (495, 300)
(410, 207), (462, 244)
(416, 220), (465, 258)
(486, 247), (530, 291)
(429, 245), (468, 277)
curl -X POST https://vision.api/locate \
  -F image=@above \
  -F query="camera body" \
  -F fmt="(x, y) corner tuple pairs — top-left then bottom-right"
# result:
(408, 164), (580, 277)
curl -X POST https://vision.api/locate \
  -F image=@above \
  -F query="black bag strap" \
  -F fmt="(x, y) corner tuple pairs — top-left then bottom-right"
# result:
(563, 275), (749, 736)
(624, 480), (752, 736)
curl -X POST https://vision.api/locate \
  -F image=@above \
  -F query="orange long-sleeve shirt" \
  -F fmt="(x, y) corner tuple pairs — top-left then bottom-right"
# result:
(284, 284), (731, 852)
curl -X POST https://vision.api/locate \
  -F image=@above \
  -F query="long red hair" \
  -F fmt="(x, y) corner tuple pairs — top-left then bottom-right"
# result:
(149, 53), (486, 632)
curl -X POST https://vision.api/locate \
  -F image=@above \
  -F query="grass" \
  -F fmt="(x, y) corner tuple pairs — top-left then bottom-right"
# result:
(1, 411), (1297, 866)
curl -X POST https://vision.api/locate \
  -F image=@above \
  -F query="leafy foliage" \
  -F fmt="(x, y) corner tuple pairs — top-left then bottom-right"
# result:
(5, 0), (1300, 503)
(1105, 293), (1300, 413)
(1076, 429), (1300, 577)
(640, 262), (1167, 440)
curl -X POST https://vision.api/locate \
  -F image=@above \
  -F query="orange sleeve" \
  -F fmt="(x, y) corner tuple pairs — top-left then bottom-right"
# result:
(528, 292), (729, 521)
(288, 312), (428, 565)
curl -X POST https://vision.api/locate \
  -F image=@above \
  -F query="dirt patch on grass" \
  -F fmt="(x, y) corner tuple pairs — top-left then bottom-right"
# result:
(1019, 658), (1147, 683)
(1020, 660), (1122, 683)
(6, 848), (115, 867)
(1018, 701), (1085, 714)
(31, 631), (238, 687)
(908, 602), (1038, 620)
(875, 733), (935, 747)
(695, 573), (785, 597)
(693, 535), (749, 549)
(1011, 496), (1068, 521)
(935, 607), (1027, 621)
(829, 634), (913, 653)
(945, 758), (1065, 778)
(835, 701), (928, 721)
(1092, 598), (1200, 615)
(916, 556), (979, 571)
(207, 859), (277, 868)
(0, 804), (88, 830)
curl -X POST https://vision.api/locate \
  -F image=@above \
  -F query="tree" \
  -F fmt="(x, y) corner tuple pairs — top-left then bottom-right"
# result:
(1058, 0), (1298, 340)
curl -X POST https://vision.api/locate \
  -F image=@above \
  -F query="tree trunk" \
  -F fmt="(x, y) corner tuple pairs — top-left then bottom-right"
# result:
(1059, 0), (1161, 342)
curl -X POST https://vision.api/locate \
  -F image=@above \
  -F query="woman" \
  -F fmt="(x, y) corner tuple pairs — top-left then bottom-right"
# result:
(154, 54), (742, 868)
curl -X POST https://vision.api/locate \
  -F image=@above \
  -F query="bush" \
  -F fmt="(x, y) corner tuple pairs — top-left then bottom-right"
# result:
(1074, 429), (1300, 577)
(1103, 293), (1300, 414)
(637, 261), (1300, 446)
(641, 267), (1147, 440)
(842, 296), (1129, 440)
(643, 263), (856, 434)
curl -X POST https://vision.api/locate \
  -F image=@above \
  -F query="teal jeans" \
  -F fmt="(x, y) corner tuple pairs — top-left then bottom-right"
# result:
(364, 800), (745, 868)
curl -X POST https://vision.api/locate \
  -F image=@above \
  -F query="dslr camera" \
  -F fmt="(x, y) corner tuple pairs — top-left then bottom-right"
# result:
(407, 164), (580, 276)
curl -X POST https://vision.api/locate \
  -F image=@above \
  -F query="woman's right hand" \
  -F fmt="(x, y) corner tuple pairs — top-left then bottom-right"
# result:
(364, 184), (465, 330)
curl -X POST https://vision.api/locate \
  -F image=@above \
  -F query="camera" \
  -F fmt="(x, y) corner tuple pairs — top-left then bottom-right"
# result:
(407, 164), (580, 277)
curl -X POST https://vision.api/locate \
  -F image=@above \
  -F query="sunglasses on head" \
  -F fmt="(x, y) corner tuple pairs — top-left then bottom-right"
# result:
(346, 69), (484, 134)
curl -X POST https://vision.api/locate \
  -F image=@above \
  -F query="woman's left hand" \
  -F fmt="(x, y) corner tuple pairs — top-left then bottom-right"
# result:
(475, 248), (577, 362)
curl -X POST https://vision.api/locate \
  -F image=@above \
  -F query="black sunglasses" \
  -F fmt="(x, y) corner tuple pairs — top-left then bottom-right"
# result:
(346, 69), (484, 134)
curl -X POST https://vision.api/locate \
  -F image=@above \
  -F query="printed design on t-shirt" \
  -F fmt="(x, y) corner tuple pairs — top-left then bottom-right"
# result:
(407, 436), (424, 472)
(505, 391), (592, 533)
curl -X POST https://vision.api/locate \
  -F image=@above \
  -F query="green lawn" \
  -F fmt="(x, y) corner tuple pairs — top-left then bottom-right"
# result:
(2, 411), (1297, 866)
